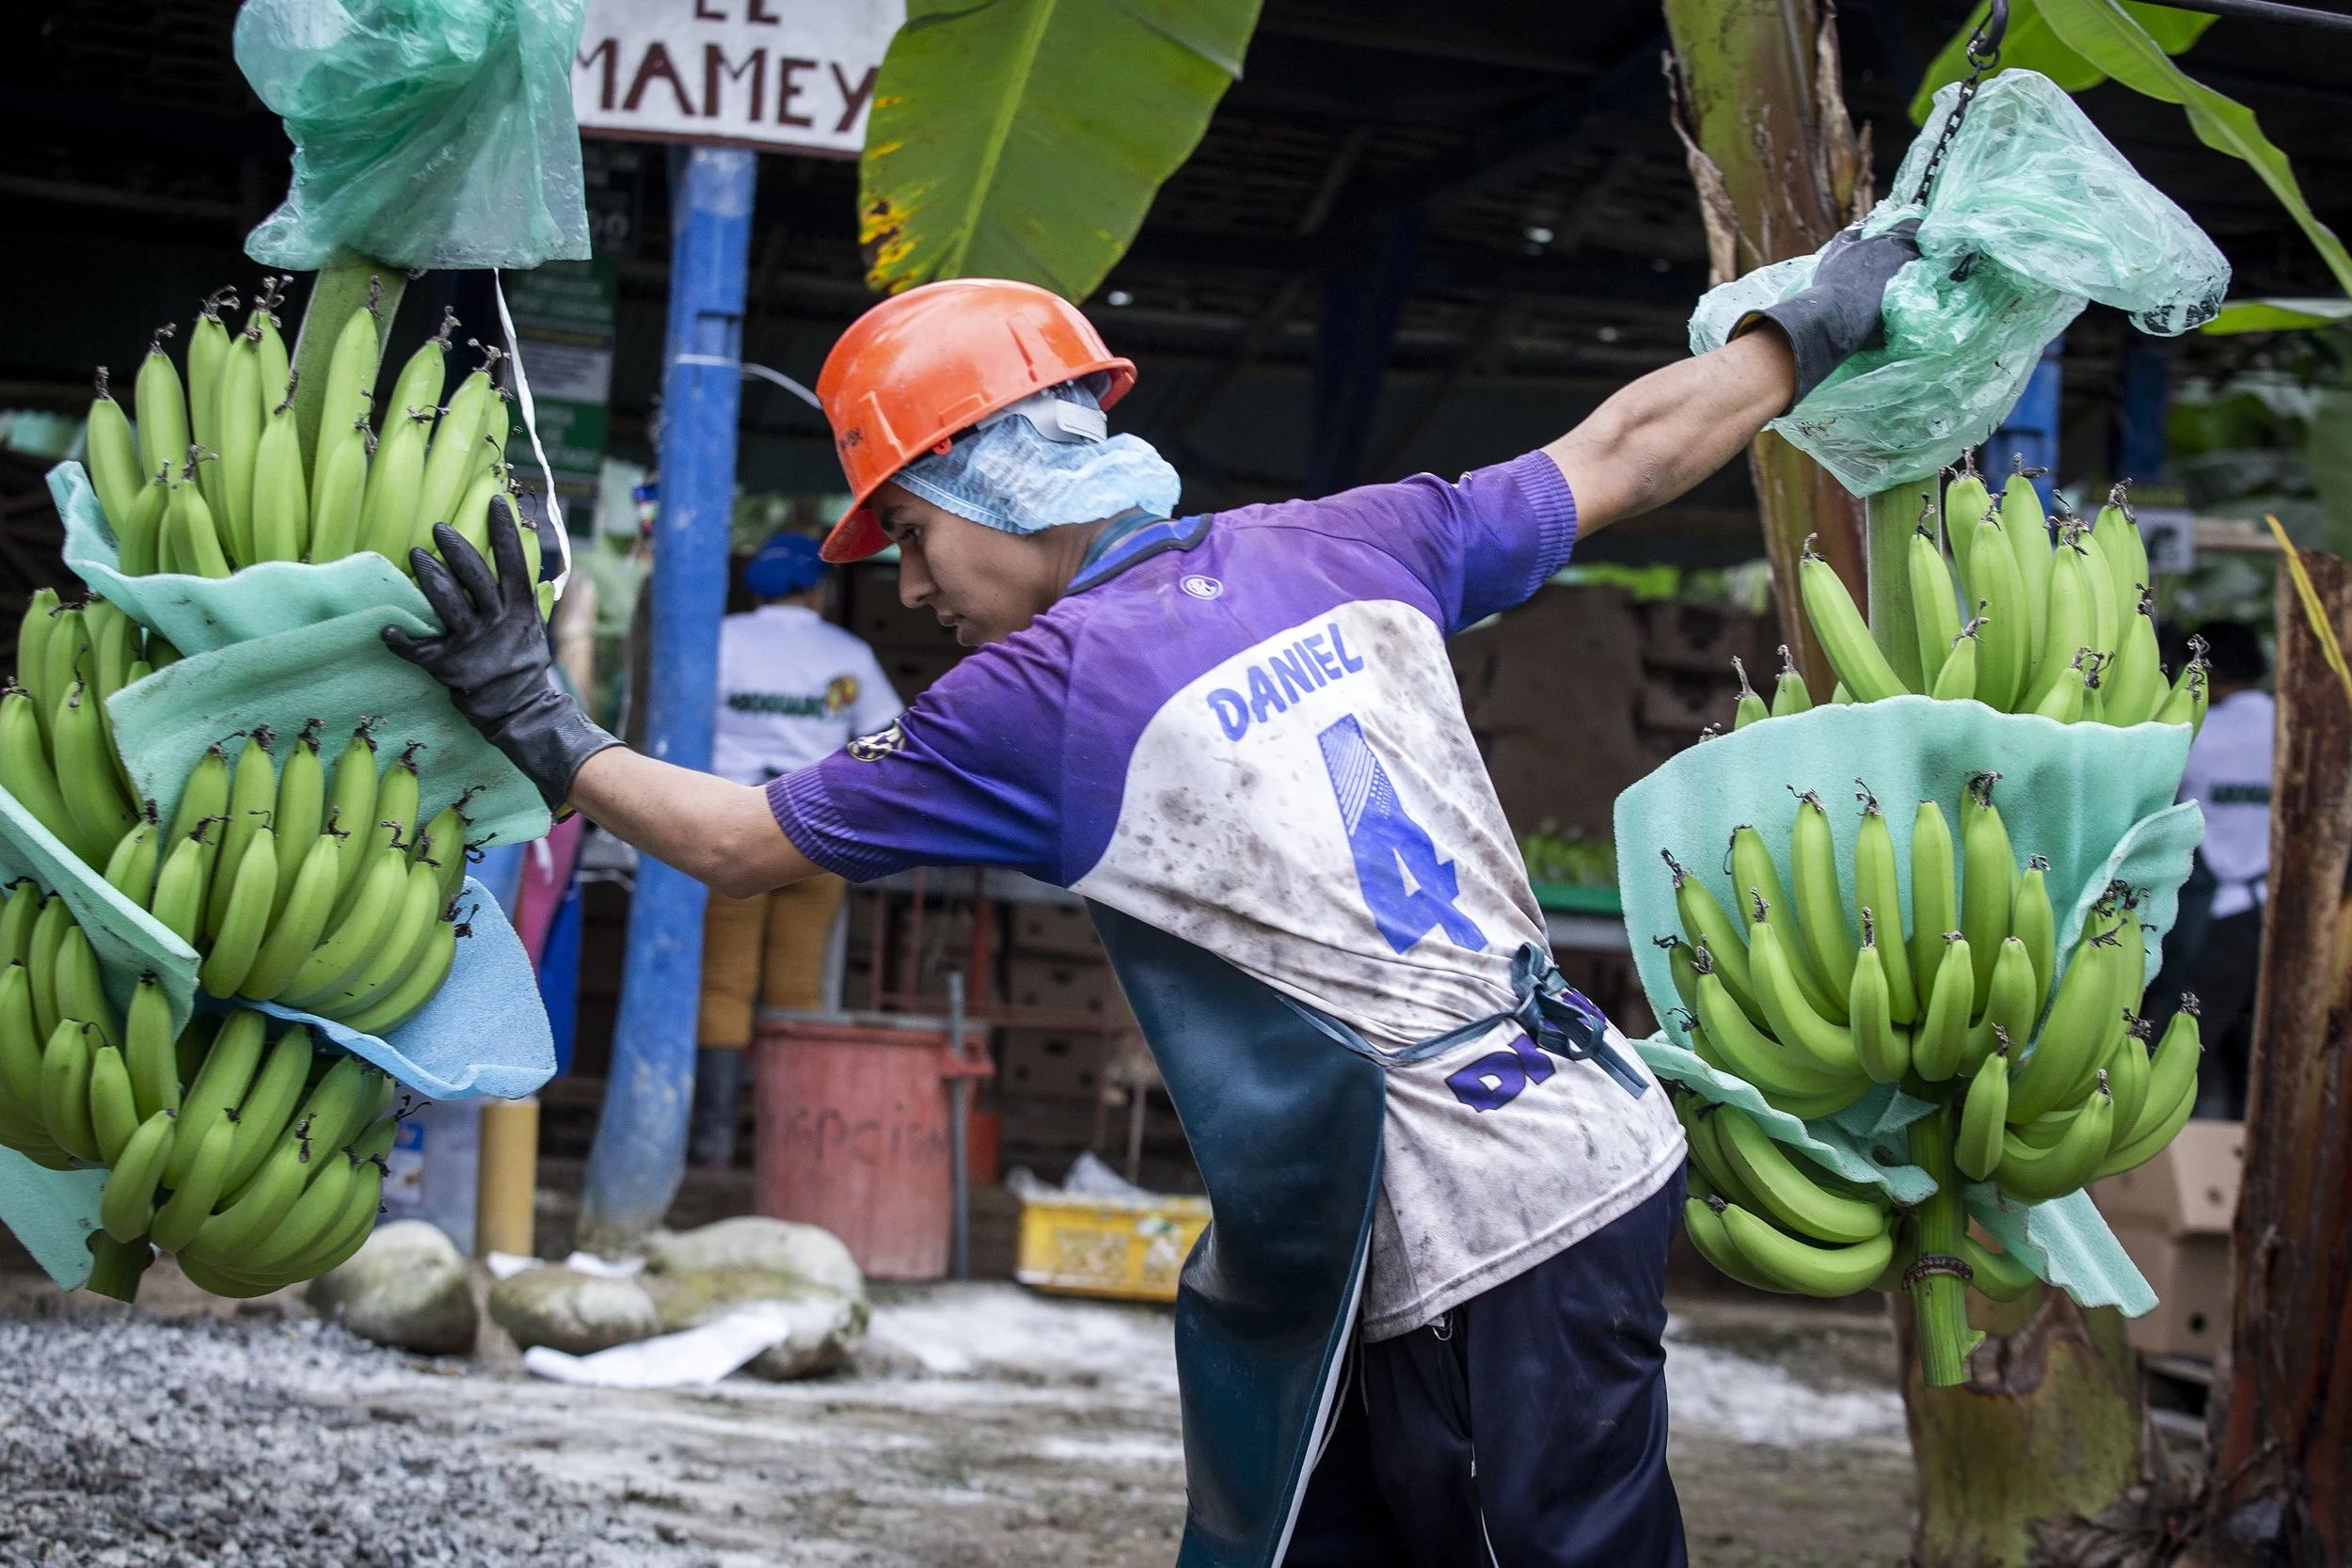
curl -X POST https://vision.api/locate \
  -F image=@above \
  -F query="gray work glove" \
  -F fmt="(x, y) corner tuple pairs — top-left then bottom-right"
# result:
(1735, 218), (1923, 410)
(382, 499), (620, 811)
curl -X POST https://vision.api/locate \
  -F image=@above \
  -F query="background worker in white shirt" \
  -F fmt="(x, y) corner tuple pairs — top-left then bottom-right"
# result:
(2146, 619), (2272, 1119)
(689, 532), (904, 1166)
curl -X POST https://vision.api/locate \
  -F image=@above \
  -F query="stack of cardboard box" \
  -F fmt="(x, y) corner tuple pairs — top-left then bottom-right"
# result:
(848, 563), (968, 701)
(1632, 598), (1773, 752)
(1452, 583), (1772, 841)
(2093, 1119), (2244, 1359)
(993, 901), (1135, 1176)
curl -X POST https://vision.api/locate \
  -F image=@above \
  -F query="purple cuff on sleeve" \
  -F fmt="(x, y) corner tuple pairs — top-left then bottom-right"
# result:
(767, 765), (906, 884)
(1502, 450), (1579, 587)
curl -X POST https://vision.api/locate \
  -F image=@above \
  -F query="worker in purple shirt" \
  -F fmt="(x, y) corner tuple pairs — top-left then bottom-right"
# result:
(389, 222), (1917, 1568)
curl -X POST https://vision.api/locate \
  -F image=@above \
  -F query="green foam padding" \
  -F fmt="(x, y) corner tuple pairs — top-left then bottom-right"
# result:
(0, 1148), (106, 1291)
(1615, 696), (2200, 1030)
(108, 612), (549, 851)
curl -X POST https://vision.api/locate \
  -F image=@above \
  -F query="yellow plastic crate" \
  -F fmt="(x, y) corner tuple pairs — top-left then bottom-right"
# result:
(1015, 1192), (1212, 1303)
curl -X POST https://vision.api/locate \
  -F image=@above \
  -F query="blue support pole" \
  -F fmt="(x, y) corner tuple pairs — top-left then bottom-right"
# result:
(2113, 341), (2170, 483)
(578, 145), (756, 1252)
(1983, 334), (2063, 511)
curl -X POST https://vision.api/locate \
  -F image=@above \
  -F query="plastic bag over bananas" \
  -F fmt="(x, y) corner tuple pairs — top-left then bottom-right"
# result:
(1689, 71), (2227, 494)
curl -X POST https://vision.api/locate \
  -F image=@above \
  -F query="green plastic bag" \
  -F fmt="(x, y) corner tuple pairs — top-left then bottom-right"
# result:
(1690, 70), (2229, 494)
(235, 0), (591, 271)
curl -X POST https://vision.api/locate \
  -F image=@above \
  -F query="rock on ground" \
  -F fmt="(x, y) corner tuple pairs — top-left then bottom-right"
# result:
(641, 1217), (866, 1377)
(642, 1265), (861, 1379)
(0, 1304), (694, 1567)
(488, 1267), (660, 1355)
(644, 1216), (865, 1302)
(306, 1220), (478, 1355)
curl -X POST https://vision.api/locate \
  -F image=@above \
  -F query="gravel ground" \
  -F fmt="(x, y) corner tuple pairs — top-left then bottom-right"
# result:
(0, 1301), (700, 1568)
(0, 1275), (1914, 1567)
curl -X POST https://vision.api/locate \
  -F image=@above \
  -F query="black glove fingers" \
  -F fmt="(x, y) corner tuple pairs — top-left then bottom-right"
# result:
(486, 496), (534, 607)
(380, 625), (446, 663)
(409, 546), (481, 637)
(435, 522), (502, 613)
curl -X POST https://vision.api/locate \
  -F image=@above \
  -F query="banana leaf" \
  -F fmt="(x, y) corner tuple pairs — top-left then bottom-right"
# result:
(2037, 0), (2352, 298)
(2204, 296), (2352, 334)
(1908, 0), (2213, 124)
(859, 0), (1261, 301)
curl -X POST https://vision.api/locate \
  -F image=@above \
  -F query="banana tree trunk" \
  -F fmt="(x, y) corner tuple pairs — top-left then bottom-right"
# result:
(1895, 1287), (2153, 1568)
(1661, 0), (1871, 698)
(2183, 551), (2352, 1568)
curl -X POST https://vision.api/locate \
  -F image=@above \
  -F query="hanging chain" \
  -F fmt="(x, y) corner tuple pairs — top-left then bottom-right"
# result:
(1909, 0), (2010, 206)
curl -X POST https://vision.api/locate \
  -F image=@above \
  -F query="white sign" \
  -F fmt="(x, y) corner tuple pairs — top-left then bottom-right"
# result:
(574, 0), (904, 156)
(2138, 507), (2197, 576)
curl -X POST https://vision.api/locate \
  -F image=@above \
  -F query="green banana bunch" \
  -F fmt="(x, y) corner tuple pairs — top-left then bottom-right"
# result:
(0, 888), (417, 1295)
(1746, 461), (2201, 731)
(0, 725), (474, 1044)
(0, 600), (173, 869)
(1667, 777), (2198, 1312)
(61, 982), (405, 1283)
(187, 289), (238, 522)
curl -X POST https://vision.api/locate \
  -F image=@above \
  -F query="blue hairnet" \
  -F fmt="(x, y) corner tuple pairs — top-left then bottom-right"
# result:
(745, 532), (829, 598)
(893, 379), (1180, 534)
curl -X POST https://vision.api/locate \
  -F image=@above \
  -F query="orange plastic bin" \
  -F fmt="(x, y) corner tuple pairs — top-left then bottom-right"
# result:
(752, 1011), (991, 1280)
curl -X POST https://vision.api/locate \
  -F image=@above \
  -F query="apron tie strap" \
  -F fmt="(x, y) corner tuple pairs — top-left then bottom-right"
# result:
(1278, 942), (1648, 1098)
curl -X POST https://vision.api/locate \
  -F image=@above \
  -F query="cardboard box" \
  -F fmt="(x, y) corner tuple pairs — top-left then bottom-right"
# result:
(875, 648), (964, 700)
(1005, 955), (1131, 1020)
(1637, 671), (1738, 735)
(2093, 1119), (2243, 1235)
(849, 569), (960, 648)
(2092, 1119), (2244, 1357)
(1638, 598), (1770, 676)
(996, 1028), (1108, 1101)
(2105, 1221), (2234, 1359)
(1009, 901), (1105, 960)
(1450, 583), (1656, 840)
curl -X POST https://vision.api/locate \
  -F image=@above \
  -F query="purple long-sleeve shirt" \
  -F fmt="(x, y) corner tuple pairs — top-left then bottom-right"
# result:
(772, 452), (1683, 1338)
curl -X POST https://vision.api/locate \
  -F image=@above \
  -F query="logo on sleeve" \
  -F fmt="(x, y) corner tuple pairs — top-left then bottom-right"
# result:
(847, 721), (904, 762)
(825, 674), (862, 714)
(1317, 713), (1486, 956)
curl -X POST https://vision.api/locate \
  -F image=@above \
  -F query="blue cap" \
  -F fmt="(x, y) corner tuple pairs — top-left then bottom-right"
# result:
(745, 532), (829, 598)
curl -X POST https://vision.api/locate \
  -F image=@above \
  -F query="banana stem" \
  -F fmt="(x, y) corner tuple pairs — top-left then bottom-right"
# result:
(289, 261), (406, 468)
(1907, 1106), (1976, 1388)
(84, 1231), (153, 1303)
(1867, 481), (1936, 693)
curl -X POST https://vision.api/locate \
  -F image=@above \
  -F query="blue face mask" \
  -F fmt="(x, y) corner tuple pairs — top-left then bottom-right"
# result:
(892, 379), (1181, 535)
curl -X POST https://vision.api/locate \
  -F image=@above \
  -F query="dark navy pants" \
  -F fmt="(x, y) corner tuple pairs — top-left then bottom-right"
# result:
(1282, 1171), (1688, 1568)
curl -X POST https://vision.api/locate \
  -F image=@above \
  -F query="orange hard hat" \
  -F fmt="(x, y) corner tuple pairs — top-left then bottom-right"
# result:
(816, 279), (1136, 562)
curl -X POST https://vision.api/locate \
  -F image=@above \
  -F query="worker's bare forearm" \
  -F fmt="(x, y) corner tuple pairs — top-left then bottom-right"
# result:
(567, 747), (823, 897)
(1543, 330), (1797, 536)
